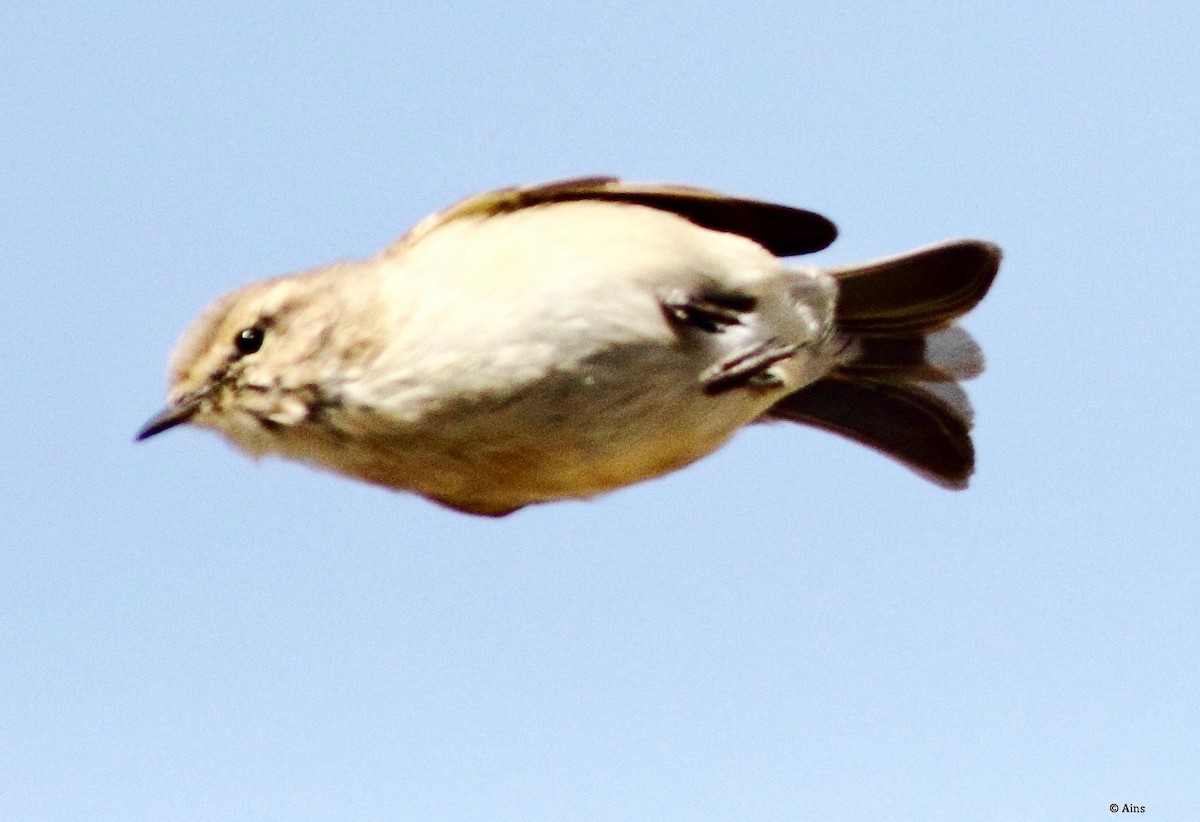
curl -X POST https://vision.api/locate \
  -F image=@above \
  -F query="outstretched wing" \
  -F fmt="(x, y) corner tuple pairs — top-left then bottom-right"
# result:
(391, 176), (837, 257)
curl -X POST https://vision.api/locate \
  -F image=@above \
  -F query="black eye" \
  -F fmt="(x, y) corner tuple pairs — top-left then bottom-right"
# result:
(235, 325), (265, 355)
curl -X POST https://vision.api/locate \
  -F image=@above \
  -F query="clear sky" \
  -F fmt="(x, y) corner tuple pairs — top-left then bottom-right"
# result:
(3, 4), (1198, 820)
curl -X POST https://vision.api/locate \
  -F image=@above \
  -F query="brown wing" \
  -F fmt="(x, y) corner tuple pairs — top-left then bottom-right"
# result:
(392, 176), (837, 257)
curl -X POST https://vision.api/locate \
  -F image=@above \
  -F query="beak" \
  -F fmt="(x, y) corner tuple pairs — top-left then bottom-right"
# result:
(135, 391), (206, 441)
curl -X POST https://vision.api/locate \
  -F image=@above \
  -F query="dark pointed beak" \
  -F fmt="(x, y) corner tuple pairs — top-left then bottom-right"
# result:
(135, 392), (206, 441)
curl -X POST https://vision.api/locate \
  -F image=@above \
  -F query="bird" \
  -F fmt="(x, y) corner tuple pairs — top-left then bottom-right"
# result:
(137, 176), (1001, 516)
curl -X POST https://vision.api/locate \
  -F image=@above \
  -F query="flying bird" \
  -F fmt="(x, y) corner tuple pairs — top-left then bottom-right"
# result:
(138, 177), (1000, 516)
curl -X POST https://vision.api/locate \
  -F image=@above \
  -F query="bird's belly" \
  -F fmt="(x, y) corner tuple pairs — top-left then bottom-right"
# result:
(316, 341), (779, 514)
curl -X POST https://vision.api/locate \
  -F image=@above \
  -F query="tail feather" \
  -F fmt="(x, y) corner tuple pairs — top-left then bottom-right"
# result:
(838, 326), (983, 383)
(770, 377), (974, 489)
(829, 240), (1001, 335)
(767, 239), (1000, 487)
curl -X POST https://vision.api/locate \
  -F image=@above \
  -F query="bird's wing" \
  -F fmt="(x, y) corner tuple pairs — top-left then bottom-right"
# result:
(389, 176), (837, 257)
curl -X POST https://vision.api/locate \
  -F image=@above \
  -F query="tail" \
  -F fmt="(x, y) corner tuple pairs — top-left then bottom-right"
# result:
(768, 240), (1001, 488)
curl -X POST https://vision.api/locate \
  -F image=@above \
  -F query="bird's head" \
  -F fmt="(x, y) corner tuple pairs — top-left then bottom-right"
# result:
(136, 269), (354, 456)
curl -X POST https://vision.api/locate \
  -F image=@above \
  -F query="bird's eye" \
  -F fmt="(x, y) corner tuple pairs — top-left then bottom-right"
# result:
(235, 325), (266, 355)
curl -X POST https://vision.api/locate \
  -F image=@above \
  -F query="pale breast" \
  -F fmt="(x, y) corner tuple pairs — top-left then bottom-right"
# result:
(297, 201), (833, 511)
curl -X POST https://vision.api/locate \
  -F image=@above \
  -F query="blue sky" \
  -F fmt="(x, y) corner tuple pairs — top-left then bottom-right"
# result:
(3, 4), (1198, 819)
